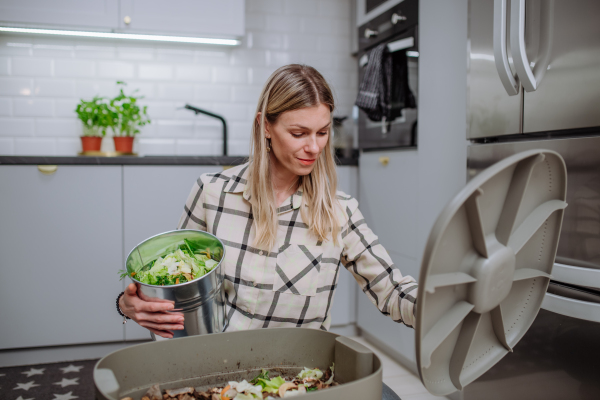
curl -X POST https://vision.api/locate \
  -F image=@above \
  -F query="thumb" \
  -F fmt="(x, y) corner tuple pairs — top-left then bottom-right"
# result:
(125, 282), (138, 296)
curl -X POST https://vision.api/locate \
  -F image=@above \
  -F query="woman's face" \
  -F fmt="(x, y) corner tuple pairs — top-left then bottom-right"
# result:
(265, 103), (331, 177)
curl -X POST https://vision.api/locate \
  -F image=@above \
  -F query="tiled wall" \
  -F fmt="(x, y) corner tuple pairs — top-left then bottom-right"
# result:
(0, 0), (358, 156)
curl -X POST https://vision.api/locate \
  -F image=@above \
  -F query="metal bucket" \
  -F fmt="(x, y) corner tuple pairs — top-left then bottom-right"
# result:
(125, 229), (226, 339)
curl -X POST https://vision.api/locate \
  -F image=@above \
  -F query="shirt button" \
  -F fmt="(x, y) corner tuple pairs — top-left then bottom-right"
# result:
(253, 281), (258, 287)
(259, 250), (264, 256)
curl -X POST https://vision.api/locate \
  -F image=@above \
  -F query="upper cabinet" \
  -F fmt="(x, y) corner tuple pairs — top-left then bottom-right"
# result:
(119, 0), (245, 38)
(0, 0), (245, 38)
(0, 0), (119, 30)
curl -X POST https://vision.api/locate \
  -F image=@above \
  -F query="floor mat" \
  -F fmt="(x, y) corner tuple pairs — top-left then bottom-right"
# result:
(0, 358), (99, 400)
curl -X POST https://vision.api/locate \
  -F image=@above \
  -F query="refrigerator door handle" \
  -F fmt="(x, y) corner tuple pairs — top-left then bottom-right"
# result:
(511, 0), (554, 92)
(542, 292), (600, 323)
(493, 0), (519, 96)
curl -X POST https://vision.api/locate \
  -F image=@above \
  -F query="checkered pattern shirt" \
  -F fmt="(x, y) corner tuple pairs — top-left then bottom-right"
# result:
(177, 163), (418, 332)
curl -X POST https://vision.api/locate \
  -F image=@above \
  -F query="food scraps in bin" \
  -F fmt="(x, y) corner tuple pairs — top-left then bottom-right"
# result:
(119, 239), (222, 286)
(120, 364), (336, 400)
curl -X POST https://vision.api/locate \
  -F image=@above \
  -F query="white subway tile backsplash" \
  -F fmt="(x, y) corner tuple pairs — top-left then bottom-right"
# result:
(97, 61), (135, 79)
(55, 98), (80, 117)
(284, 0), (318, 16)
(11, 58), (53, 76)
(194, 84), (231, 102)
(0, 138), (14, 154)
(14, 138), (57, 155)
(14, 99), (53, 117)
(0, 77), (33, 96)
(75, 45), (117, 59)
(0, 98), (11, 116)
(213, 66), (249, 84)
(154, 120), (195, 138)
(252, 32), (284, 50)
(284, 34), (318, 51)
(175, 65), (212, 82)
(265, 15), (302, 33)
(230, 121), (253, 140)
(0, 0), (353, 157)
(157, 83), (194, 100)
(232, 86), (262, 103)
(0, 57), (10, 75)
(117, 46), (155, 60)
(0, 118), (34, 136)
(34, 79), (76, 97)
(231, 50), (267, 67)
(175, 139), (220, 156)
(247, 0), (284, 14)
(35, 118), (80, 137)
(56, 138), (81, 155)
(137, 138), (176, 156)
(318, 0), (351, 19)
(76, 80), (115, 98)
(139, 64), (173, 80)
(55, 59), (95, 78)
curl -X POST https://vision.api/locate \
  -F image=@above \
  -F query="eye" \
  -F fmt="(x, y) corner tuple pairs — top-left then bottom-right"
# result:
(318, 131), (329, 136)
(290, 131), (304, 138)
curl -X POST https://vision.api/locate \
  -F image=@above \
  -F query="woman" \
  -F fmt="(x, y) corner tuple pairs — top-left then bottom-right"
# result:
(118, 64), (418, 338)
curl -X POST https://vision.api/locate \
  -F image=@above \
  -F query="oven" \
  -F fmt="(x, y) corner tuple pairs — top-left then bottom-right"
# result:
(356, 0), (419, 150)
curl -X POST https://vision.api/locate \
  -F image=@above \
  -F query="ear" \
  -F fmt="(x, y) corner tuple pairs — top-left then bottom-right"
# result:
(257, 112), (271, 138)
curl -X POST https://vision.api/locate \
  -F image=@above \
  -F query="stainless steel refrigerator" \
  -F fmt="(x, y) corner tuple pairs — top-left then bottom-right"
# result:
(462, 0), (600, 398)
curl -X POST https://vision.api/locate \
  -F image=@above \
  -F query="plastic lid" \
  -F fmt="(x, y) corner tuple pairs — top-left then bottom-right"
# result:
(415, 149), (567, 396)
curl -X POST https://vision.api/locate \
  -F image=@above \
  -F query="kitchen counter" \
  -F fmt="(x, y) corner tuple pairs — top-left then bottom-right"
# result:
(0, 155), (359, 166)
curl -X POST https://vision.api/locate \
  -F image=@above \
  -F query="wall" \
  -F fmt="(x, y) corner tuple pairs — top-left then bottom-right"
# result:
(0, 0), (357, 156)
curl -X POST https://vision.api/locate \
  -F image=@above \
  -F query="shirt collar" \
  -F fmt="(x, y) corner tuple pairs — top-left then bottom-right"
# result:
(223, 164), (303, 213)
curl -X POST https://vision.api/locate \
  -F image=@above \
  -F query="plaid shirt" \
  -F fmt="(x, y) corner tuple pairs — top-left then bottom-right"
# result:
(178, 163), (418, 332)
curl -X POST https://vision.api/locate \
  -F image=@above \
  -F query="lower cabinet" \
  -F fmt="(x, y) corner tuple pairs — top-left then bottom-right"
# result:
(0, 166), (124, 349)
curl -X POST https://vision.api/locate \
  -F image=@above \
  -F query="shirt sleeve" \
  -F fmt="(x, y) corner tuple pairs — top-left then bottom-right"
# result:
(177, 175), (208, 231)
(340, 198), (418, 328)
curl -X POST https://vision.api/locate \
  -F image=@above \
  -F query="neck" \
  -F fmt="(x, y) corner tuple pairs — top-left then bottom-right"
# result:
(269, 153), (299, 194)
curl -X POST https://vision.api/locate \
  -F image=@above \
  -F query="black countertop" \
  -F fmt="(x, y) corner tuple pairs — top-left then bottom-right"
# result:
(0, 155), (358, 166)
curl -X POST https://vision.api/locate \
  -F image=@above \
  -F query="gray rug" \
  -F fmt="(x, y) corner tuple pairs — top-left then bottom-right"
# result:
(0, 359), (98, 400)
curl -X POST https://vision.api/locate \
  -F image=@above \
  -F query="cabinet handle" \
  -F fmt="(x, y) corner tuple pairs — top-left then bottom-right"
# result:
(391, 13), (407, 24)
(124, 16), (132, 25)
(379, 156), (390, 166)
(364, 28), (378, 38)
(38, 165), (58, 175)
(493, 0), (519, 95)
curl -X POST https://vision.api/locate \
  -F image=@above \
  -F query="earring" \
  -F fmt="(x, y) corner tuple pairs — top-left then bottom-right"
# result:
(266, 138), (271, 153)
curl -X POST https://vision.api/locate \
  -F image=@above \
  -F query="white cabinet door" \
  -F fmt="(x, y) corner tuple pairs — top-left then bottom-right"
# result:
(355, 150), (419, 369)
(0, 166), (124, 349)
(122, 165), (222, 340)
(0, 0), (119, 30)
(119, 0), (245, 37)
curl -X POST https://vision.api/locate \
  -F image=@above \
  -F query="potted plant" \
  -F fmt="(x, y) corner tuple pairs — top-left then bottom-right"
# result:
(110, 81), (151, 153)
(75, 96), (116, 152)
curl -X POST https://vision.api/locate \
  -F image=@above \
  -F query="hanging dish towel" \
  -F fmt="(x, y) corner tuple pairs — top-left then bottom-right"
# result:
(355, 43), (416, 122)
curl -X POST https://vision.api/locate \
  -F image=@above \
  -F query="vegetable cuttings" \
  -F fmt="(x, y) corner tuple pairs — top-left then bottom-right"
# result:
(119, 239), (222, 286)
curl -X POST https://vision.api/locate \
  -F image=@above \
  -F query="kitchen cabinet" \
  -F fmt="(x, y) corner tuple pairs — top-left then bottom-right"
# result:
(355, 149), (419, 370)
(0, 165), (124, 349)
(119, 0), (245, 38)
(122, 165), (222, 340)
(0, 0), (244, 38)
(0, 0), (119, 30)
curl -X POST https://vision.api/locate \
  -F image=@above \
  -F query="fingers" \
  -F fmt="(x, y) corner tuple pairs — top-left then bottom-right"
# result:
(136, 311), (184, 325)
(139, 319), (184, 333)
(125, 283), (137, 295)
(147, 327), (174, 339)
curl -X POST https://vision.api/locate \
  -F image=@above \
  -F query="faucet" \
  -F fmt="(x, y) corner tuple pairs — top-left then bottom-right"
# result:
(183, 104), (228, 156)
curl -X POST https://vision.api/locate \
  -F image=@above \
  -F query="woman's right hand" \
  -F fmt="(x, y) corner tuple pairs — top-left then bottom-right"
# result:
(119, 283), (185, 339)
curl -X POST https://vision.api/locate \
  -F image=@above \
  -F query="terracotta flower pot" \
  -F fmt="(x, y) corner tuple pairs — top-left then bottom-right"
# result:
(80, 136), (103, 152)
(113, 136), (134, 153)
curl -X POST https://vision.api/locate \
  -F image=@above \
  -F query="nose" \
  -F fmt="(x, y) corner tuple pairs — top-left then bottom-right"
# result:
(305, 134), (320, 154)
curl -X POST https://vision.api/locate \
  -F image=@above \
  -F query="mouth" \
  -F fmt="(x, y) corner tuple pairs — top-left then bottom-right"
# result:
(297, 158), (316, 166)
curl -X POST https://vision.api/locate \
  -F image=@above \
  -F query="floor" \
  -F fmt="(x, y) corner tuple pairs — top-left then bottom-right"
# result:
(348, 336), (449, 400)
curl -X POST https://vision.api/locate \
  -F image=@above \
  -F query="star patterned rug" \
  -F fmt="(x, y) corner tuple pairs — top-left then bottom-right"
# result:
(0, 359), (99, 400)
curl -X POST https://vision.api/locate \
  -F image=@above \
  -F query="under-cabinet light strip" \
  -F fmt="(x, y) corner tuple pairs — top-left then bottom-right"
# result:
(0, 26), (241, 46)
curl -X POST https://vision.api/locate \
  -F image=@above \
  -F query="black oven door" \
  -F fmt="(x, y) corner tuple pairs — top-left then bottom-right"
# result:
(358, 26), (418, 150)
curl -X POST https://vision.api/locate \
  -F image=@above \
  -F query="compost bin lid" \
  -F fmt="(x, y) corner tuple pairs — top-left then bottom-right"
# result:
(414, 149), (567, 396)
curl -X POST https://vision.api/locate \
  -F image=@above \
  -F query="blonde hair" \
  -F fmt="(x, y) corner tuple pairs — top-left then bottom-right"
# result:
(249, 64), (340, 250)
